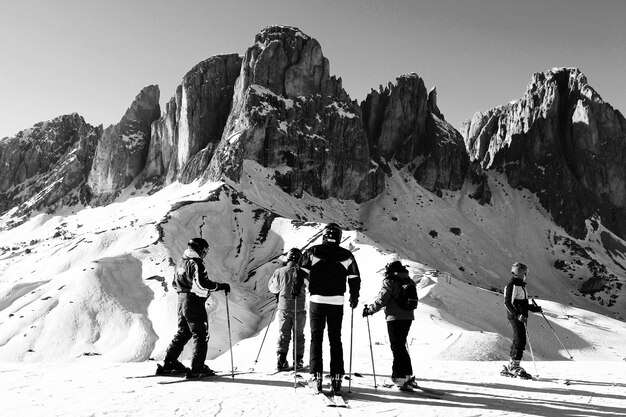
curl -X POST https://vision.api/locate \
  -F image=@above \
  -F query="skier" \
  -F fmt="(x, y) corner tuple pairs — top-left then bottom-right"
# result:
(268, 248), (308, 371)
(298, 223), (360, 394)
(503, 262), (543, 378)
(362, 261), (418, 391)
(158, 237), (231, 379)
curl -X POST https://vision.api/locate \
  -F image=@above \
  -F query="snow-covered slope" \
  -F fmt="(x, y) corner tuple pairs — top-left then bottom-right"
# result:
(1, 160), (624, 364)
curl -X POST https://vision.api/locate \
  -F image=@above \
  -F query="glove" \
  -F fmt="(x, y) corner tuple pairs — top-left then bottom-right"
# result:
(517, 314), (527, 324)
(274, 293), (279, 303)
(291, 289), (301, 298)
(217, 283), (230, 294)
(362, 306), (372, 317)
(349, 296), (358, 309)
(536, 306), (543, 313)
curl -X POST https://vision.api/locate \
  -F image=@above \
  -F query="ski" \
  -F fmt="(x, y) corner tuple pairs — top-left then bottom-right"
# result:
(380, 381), (443, 399)
(312, 390), (348, 407)
(327, 393), (348, 407)
(500, 370), (571, 385)
(266, 366), (294, 376)
(412, 384), (446, 396)
(126, 373), (186, 379)
(157, 370), (253, 384)
(301, 377), (348, 407)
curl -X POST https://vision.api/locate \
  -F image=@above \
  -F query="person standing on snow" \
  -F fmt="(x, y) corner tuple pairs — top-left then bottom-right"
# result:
(503, 262), (542, 378)
(298, 223), (360, 394)
(362, 261), (418, 391)
(158, 238), (231, 379)
(268, 248), (308, 371)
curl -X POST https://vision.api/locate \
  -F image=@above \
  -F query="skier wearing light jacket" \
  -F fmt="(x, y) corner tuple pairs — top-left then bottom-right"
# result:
(159, 238), (230, 379)
(298, 223), (360, 394)
(268, 247), (308, 371)
(503, 262), (542, 378)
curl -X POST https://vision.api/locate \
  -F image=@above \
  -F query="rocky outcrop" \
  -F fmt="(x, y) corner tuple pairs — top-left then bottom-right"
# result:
(0, 114), (100, 218)
(361, 74), (469, 193)
(462, 68), (626, 239)
(142, 54), (242, 184)
(204, 26), (384, 202)
(87, 85), (160, 204)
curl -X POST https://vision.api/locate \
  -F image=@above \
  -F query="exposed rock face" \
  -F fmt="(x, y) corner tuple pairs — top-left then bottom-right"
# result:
(361, 74), (469, 193)
(143, 54), (242, 184)
(87, 85), (160, 204)
(0, 114), (100, 218)
(205, 26), (384, 202)
(462, 68), (626, 239)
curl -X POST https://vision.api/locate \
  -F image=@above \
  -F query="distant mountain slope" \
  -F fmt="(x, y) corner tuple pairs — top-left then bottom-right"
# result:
(1, 162), (624, 361)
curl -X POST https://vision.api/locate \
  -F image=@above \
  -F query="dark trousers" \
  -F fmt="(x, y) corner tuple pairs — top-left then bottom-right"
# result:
(508, 317), (526, 360)
(309, 302), (344, 375)
(164, 293), (209, 371)
(387, 320), (413, 378)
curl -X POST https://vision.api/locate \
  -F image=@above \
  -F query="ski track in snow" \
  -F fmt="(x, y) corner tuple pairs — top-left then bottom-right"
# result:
(2, 361), (625, 417)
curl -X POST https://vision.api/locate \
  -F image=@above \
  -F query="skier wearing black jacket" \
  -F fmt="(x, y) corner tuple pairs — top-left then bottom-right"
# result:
(297, 223), (360, 394)
(363, 261), (417, 391)
(158, 238), (230, 379)
(503, 262), (542, 378)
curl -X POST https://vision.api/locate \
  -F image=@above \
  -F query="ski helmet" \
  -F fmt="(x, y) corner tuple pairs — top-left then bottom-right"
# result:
(322, 223), (342, 245)
(286, 248), (302, 262)
(385, 260), (408, 276)
(511, 262), (528, 277)
(188, 237), (209, 254)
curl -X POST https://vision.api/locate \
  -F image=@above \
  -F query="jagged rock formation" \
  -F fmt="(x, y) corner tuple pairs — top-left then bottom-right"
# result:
(462, 68), (626, 239)
(143, 54), (242, 184)
(204, 26), (384, 202)
(87, 85), (160, 204)
(0, 114), (100, 221)
(362, 74), (469, 194)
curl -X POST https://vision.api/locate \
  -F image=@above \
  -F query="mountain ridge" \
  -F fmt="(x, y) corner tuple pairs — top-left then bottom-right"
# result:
(0, 26), (625, 363)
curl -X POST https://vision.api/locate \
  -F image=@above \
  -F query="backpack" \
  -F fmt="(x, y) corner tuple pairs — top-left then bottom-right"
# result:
(397, 280), (418, 310)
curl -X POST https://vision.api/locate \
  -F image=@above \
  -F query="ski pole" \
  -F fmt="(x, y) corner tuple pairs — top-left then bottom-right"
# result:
(293, 297), (297, 389)
(225, 292), (235, 379)
(254, 305), (277, 367)
(366, 315), (377, 390)
(348, 307), (354, 394)
(525, 323), (538, 377)
(532, 300), (574, 360)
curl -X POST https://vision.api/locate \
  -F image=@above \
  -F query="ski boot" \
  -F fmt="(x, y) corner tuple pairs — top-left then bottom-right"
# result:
(186, 364), (216, 379)
(276, 352), (290, 371)
(392, 376), (414, 392)
(406, 375), (420, 389)
(331, 374), (343, 394)
(501, 360), (533, 379)
(309, 372), (323, 392)
(157, 360), (189, 375)
(295, 355), (304, 370)
(510, 366), (533, 379)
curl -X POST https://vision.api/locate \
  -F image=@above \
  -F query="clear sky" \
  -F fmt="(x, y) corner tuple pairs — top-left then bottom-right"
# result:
(1, 0), (625, 139)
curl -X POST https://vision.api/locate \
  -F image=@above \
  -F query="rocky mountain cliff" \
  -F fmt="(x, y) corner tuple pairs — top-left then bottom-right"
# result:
(0, 114), (100, 224)
(462, 68), (626, 240)
(87, 85), (160, 204)
(362, 75), (468, 195)
(0, 26), (470, 214)
(142, 54), (242, 185)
